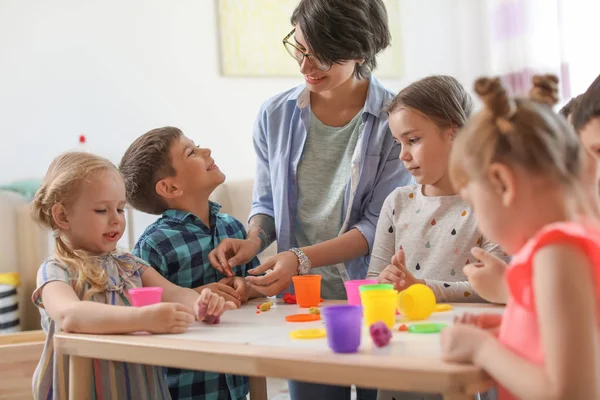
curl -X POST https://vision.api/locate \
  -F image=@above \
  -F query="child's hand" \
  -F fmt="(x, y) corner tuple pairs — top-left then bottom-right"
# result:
(209, 238), (260, 277)
(194, 288), (237, 322)
(378, 249), (424, 291)
(219, 276), (251, 303)
(202, 282), (242, 307)
(441, 323), (494, 364)
(379, 263), (405, 288)
(454, 313), (503, 331)
(464, 247), (509, 304)
(143, 303), (195, 334)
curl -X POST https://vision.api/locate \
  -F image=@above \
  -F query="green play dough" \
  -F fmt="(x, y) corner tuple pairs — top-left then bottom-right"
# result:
(407, 323), (447, 334)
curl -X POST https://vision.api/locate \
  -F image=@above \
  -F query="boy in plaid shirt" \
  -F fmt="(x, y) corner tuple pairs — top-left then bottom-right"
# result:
(120, 126), (261, 400)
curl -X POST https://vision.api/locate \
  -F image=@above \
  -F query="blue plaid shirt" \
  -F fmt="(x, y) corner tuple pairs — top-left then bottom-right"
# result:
(133, 202), (259, 400)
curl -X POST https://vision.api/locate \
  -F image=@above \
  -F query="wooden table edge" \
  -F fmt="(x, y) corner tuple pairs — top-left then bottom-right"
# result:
(55, 332), (494, 396)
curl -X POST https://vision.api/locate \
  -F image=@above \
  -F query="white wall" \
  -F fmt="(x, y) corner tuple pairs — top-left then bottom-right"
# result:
(0, 0), (491, 241)
(561, 0), (600, 96)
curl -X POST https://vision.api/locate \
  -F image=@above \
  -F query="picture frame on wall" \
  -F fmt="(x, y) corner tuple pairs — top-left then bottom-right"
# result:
(216, 0), (403, 78)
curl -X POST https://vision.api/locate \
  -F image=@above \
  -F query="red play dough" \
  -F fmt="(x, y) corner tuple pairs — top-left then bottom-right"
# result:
(283, 292), (297, 304)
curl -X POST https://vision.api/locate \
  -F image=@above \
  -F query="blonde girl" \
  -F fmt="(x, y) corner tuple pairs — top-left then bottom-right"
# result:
(31, 152), (234, 400)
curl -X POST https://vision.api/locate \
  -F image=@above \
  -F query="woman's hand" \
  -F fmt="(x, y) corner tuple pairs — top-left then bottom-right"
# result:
(244, 251), (300, 297)
(208, 238), (261, 277)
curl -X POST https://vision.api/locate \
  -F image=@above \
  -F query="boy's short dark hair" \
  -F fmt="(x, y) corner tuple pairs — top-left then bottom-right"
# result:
(291, 0), (391, 79)
(573, 74), (600, 131)
(120, 126), (182, 215)
(559, 94), (582, 120)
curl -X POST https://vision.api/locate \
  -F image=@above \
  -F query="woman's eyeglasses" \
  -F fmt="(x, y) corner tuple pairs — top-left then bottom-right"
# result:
(282, 29), (332, 72)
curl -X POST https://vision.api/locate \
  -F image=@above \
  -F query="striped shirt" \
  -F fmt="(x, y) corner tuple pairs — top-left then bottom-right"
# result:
(31, 251), (170, 400)
(134, 202), (259, 400)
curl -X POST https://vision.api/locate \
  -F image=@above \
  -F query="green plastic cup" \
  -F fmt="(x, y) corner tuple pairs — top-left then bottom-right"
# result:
(358, 283), (394, 293)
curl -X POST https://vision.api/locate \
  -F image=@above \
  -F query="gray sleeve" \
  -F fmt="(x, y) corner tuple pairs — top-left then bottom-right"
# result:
(366, 193), (396, 278)
(425, 279), (485, 303)
(426, 236), (505, 303)
(481, 236), (511, 263)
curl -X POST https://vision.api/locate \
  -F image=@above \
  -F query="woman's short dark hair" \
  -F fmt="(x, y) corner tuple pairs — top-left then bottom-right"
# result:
(291, 0), (391, 79)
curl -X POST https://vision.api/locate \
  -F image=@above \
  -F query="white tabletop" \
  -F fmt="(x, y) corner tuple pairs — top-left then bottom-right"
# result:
(56, 298), (504, 399)
(153, 298), (504, 356)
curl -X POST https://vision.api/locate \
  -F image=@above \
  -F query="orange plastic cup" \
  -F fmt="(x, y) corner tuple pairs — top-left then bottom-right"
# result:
(292, 275), (322, 308)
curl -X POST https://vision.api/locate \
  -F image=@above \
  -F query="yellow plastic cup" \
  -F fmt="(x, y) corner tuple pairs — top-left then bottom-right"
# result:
(396, 284), (436, 320)
(359, 289), (397, 329)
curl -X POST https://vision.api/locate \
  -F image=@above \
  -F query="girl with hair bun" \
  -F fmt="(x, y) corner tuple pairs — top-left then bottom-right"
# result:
(441, 75), (600, 400)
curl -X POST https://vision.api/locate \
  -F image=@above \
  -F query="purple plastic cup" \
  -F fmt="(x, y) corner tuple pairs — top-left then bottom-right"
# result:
(321, 305), (362, 354)
(344, 279), (378, 305)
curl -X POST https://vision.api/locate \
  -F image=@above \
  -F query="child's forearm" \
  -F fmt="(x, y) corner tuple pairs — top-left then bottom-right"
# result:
(475, 337), (561, 399)
(192, 285), (209, 294)
(164, 286), (201, 313)
(483, 281), (509, 304)
(60, 301), (147, 334)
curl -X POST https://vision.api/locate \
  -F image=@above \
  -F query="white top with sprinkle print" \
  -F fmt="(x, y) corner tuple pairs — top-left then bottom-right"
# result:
(367, 184), (508, 302)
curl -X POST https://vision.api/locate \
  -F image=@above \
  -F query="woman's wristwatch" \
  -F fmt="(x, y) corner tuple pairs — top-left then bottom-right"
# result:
(288, 248), (312, 275)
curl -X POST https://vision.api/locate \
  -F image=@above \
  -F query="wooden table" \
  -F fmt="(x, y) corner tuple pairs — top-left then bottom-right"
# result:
(55, 299), (503, 399)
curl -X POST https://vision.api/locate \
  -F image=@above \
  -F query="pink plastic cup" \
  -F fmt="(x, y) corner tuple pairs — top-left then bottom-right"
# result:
(128, 287), (163, 307)
(344, 279), (378, 305)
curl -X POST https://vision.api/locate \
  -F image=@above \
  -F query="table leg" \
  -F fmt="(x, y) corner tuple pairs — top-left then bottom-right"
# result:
(69, 355), (92, 399)
(249, 376), (267, 400)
